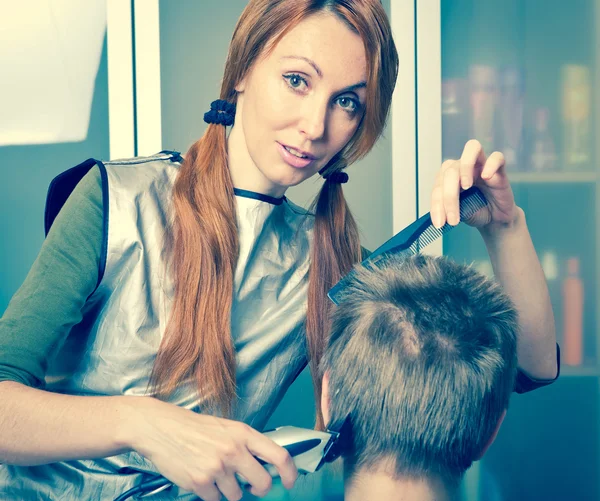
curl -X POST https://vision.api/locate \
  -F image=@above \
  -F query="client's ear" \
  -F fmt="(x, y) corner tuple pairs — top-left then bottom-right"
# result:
(475, 409), (507, 460)
(321, 371), (331, 426)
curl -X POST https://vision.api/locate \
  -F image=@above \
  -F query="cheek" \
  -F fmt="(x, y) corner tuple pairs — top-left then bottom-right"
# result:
(330, 118), (360, 151)
(249, 76), (292, 130)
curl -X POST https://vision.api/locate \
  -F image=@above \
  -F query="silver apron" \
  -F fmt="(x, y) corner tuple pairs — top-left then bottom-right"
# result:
(0, 152), (314, 500)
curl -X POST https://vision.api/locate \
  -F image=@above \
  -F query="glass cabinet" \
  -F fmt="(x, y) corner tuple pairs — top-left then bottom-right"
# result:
(416, 1), (600, 499)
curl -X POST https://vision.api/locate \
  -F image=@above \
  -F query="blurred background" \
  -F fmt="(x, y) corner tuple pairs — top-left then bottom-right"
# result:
(1, 0), (598, 499)
(440, 1), (598, 500)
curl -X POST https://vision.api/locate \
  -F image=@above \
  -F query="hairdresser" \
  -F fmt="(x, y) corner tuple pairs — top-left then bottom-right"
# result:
(0, 1), (559, 500)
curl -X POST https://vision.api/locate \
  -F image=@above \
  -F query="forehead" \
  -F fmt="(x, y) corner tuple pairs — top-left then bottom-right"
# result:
(268, 13), (367, 85)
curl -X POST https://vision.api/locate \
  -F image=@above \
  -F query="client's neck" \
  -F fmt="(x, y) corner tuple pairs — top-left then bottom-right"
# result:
(343, 463), (453, 501)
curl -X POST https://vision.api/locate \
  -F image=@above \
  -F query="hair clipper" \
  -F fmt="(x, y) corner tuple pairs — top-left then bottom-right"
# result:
(113, 416), (351, 500)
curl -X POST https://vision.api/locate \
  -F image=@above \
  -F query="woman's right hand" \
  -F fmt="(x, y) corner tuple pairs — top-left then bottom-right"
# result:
(125, 397), (298, 501)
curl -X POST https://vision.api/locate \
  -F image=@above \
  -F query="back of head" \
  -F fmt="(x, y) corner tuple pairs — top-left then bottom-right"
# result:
(320, 254), (518, 486)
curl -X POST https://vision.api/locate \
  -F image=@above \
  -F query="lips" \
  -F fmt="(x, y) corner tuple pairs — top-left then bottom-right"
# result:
(277, 142), (315, 169)
(280, 143), (317, 160)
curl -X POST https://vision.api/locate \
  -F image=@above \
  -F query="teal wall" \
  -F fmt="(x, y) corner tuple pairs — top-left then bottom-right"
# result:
(0, 37), (110, 314)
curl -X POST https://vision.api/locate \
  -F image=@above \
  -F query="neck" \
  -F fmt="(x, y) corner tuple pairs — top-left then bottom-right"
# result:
(226, 120), (287, 199)
(343, 465), (454, 501)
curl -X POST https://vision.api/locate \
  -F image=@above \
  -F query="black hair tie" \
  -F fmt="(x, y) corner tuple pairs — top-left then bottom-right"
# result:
(203, 99), (236, 126)
(324, 171), (349, 184)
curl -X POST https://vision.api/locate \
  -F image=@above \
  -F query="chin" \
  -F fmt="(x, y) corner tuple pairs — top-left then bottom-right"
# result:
(285, 173), (315, 189)
(266, 169), (306, 189)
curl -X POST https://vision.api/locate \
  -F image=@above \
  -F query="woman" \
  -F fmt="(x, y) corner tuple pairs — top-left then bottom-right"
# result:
(0, 1), (558, 500)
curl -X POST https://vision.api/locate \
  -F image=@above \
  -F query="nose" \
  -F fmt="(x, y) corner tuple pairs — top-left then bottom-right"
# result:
(299, 100), (327, 141)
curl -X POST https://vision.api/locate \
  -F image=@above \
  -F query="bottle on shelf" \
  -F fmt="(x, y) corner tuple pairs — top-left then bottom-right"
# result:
(497, 67), (525, 170)
(561, 64), (591, 170)
(469, 65), (498, 156)
(529, 107), (558, 172)
(562, 257), (584, 366)
(442, 78), (469, 163)
(541, 251), (561, 346)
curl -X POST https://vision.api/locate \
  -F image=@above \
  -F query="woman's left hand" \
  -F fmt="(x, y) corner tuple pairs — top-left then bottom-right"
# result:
(430, 139), (518, 230)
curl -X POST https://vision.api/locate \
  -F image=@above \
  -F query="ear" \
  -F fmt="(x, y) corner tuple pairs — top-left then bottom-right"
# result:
(235, 76), (246, 93)
(475, 409), (507, 460)
(321, 371), (331, 426)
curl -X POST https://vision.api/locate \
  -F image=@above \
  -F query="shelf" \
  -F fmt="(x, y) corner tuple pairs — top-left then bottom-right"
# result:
(508, 171), (598, 184)
(561, 365), (600, 377)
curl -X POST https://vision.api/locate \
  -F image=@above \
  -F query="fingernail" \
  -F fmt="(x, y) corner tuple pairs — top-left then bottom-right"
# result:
(448, 212), (458, 225)
(462, 177), (472, 188)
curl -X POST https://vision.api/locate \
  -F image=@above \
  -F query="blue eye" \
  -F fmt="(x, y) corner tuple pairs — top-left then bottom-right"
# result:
(283, 73), (308, 90)
(283, 74), (361, 116)
(337, 96), (358, 113)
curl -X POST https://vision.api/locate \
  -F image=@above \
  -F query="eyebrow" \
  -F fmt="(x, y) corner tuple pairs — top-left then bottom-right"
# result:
(280, 55), (367, 92)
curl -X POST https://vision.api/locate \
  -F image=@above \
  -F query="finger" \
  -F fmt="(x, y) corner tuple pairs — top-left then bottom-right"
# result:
(481, 151), (506, 180)
(431, 184), (445, 228)
(461, 139), (487, 166)
(441, 159), (455, 172)
(442, 163), (461, 226)
(234, 455), (274, 498)
(191, 478), (222, 501)
(246, 434), (298, 490)
(431, 160), (454, 228)
(433, 160), (454, 193)
(460, 139), (487, 188)
(214, 471), (244, 501)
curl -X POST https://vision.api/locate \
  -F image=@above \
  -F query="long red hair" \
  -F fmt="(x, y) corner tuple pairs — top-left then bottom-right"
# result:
(149, 0), (398, 430)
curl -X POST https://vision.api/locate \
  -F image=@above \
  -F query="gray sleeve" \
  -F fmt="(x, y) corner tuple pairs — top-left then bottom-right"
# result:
(0, 166), (104, 387)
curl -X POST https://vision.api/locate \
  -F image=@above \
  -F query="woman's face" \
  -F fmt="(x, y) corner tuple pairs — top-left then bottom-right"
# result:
(228, 12), (368, 198)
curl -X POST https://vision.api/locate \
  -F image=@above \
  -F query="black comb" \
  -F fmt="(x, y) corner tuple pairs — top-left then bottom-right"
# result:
(327, 186), (488, 305)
